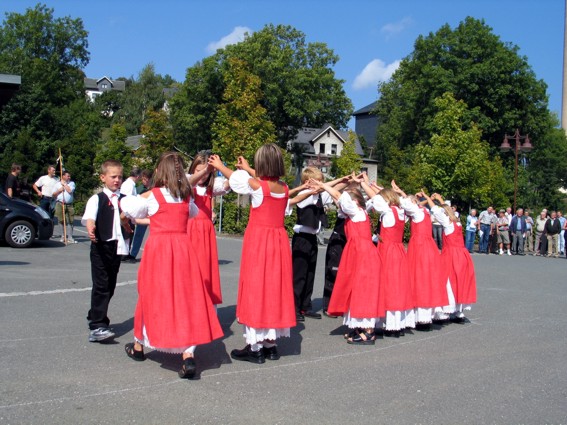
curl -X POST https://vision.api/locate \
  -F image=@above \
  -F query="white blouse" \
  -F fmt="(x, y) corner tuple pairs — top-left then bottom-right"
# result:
(338, 192), (367, 223)
(229, 170), (286, 208)
(430, 205), (461, 236)
(400, 197), (426, 223)
(120, 188), (199, 220)
(186, 174), (230, 197)
(371, 194), (406, 228)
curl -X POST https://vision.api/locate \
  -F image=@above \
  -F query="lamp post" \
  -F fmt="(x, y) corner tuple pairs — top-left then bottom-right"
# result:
(499, 129), (533, 211)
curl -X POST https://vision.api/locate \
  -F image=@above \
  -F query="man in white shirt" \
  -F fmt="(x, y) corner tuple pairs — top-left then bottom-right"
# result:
(33, 165), (58, 217)
(120, 168), (140, 262)
(53, 171), (77, 243)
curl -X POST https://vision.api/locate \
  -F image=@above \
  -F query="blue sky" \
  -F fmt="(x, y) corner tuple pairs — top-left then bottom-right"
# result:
(1, 0), (564, 127)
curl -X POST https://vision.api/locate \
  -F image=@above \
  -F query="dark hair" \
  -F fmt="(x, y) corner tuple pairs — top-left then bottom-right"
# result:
(254, 143), (285, 178)
(153, 152), (191, 200)
(188, 151), (214, 192)
(11, 163), (21, 172)
(129, 167), (141, 178)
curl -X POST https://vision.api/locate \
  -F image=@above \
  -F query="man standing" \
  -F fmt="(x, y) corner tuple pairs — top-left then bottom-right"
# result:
(557, 211), (566, 255)
(465, 209), (479, 253)
(545, 211), (561, 258)
(127, 169), (152, 262)
(510, 208), (526, 255)
(478, 206), (495, 254)
(52, 171), (76, 243)
(524, 210), (534, 253)
(496, 209), (511, 255)
(32, 165), (58, 217)
(4, 163), (21, 198)
(534, 210), (548, 256)
(119, 167), (140, 262)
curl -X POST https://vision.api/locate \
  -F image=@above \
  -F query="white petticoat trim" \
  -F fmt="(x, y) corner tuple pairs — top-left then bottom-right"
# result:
(244, 325), (290, 345)
(378, 309), (416, 331)
(415, 307), (433, 324)
(342, 310), (378, 329)
(442, 279), (457, 314)
(135, 326), (196, 354)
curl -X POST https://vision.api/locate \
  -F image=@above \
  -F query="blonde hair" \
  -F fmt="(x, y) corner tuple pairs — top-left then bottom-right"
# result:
(100, 159), (123, 175)
(380, 188), (400, 207)
(301, 166), (323, 183)
(441, 204), (459, 222)
(346, 188), (365, 209)
(188, 151), (214, 192)
(153, 152), (192, 200)
(254, 143), (285, 178)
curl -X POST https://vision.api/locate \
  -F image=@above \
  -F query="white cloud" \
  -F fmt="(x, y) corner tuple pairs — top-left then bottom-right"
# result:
(381, 17), (413, 38)
(353, 59), (401, 90)
(206, 26), (252, 54)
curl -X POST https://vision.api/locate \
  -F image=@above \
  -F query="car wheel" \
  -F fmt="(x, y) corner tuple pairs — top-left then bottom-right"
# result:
(5, 220), (35, 248)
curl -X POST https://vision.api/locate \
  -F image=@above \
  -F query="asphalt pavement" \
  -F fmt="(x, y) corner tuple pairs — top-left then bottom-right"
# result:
(1, 223), (566, 424)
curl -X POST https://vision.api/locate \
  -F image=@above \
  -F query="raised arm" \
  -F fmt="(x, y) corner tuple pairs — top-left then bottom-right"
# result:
(188, 163), (214, 186)
(236, 156), (255, 177)
(208, 154), (233, 179)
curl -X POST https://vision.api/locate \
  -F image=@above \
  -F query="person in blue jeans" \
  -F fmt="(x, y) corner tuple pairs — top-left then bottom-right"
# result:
(465, 209), (478, 253)
(478, 206), (495, 253)
(125, 169), (152, 263)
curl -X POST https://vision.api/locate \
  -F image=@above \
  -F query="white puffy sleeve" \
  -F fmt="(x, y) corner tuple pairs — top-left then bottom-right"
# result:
(431, 205), (454, 234)
(338, 192), (366, 222)
(400, 197), (424, 223)
(212, 176), (230, 196)
(229, 170), (254, 194)
(120, 195), (149, 219)
(371, 194), (395, 228)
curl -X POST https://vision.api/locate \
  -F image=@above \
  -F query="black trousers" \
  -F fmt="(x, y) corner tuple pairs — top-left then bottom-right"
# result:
(322, 227), (347, 311)
(88, 241), (121, 330)
(292, 232), (318, 313)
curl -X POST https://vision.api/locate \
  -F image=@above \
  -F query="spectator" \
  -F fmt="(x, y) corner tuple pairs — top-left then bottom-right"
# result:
(545, 211), (561, 258)
(534, 210), (548, 256)
(478, 206), (495, 254)
(32, 165), (58, 217)
(557, 211), (566, 255)
(4, 163), (22, 198)
(52, 171), (77, 243)
(524, 210), (534, 253)
(465, 209), (478, 253)
(431, 212), (443, 251)
(496, 209), (511, 255)
(127, 169), (152, 263)
(120, 167), (141, 262)
(510, 208), (526, 255)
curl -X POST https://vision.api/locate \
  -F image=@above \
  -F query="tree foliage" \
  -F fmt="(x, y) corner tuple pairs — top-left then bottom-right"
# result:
(136, 109), (174, 169)
(211, 58), (276, 166)
(171, 24), (352, 154)
(411, 93), (508, 209)
(333, 131), (363, 177)
(94, 123), (132, 175)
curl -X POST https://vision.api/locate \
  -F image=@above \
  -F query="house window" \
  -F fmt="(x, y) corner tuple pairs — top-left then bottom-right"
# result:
(319, 143), (325, 154)
(321, 167), (327, 173)
(331, 144), (337, 155)
(101, 83), (108, 89)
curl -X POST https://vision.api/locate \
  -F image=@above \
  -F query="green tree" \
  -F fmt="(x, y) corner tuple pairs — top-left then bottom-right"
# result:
(334, 131), (363, 177)
(211, 58), (276, 166)
(94, 123), (132, 174)
(136, 109), (174, 169)
(171, 24), (352, 154)
(412, 93), (508, 209)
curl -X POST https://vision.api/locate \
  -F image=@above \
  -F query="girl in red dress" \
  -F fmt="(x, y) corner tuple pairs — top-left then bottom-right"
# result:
(366, 182), (415, 337)
(209, 144), (295, 364)
(391, 182), (449, 329)
(422, 192), (477, 323)
(312, 177), (384, 345)
(121, 152), (223, 379)
(186, 151), (230, 305)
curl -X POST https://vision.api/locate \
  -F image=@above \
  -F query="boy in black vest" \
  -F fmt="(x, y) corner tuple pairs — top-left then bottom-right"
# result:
(290, 167), (333, 321)
(81, 160), (132, 342)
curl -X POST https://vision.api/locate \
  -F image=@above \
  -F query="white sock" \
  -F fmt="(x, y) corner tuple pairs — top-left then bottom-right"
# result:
(250, 343), (262, 352)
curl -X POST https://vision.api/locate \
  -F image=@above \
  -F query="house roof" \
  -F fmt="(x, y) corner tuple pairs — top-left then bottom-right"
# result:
(289, 124), (364, 155)
(353, 101), (377, 116)
(84, 76), (126, 91)
(0, 73), (21, 109)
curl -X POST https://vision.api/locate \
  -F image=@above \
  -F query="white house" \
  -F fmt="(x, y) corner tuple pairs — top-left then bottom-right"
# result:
(288, 124), (378, 183)
(84, 76), (126, 103)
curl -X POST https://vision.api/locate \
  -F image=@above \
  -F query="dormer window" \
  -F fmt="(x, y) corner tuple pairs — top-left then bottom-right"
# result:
(101, 83), (108, 89)
(319, 143), (325, 154)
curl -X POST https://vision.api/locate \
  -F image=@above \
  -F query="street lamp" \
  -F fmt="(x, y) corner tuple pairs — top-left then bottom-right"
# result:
(500, 129), (533, 211)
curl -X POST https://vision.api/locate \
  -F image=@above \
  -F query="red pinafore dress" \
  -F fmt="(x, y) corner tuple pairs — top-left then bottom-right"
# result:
(187, 186), (223, 304)
(407, 208), (449, 308)
(236, 180), (296, 329)
(441, 222), (477, 305)
(134, 188), (223, 349)
(378, 206), (414, 311)
(328, 214), (385, 319)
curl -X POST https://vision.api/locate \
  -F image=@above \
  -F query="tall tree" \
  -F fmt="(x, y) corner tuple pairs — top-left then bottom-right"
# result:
(211, 58), (276, 166)
(411, 93), (508, 209)
(136, 109), (174, 169)
(333, 131), (363, 177)
(94, 123), (132, 175)
(171, 24), (352, 154)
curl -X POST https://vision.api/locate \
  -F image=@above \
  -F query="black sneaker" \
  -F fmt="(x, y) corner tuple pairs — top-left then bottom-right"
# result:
(231, 345), (265, 364)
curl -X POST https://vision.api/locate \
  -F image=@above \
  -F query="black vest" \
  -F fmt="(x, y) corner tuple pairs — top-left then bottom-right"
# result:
(95, 192), (128, 241)
(297, 195), (324, 229)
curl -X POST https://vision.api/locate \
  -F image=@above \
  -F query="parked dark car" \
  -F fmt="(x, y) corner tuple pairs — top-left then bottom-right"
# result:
(0, 192), (53, 248)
